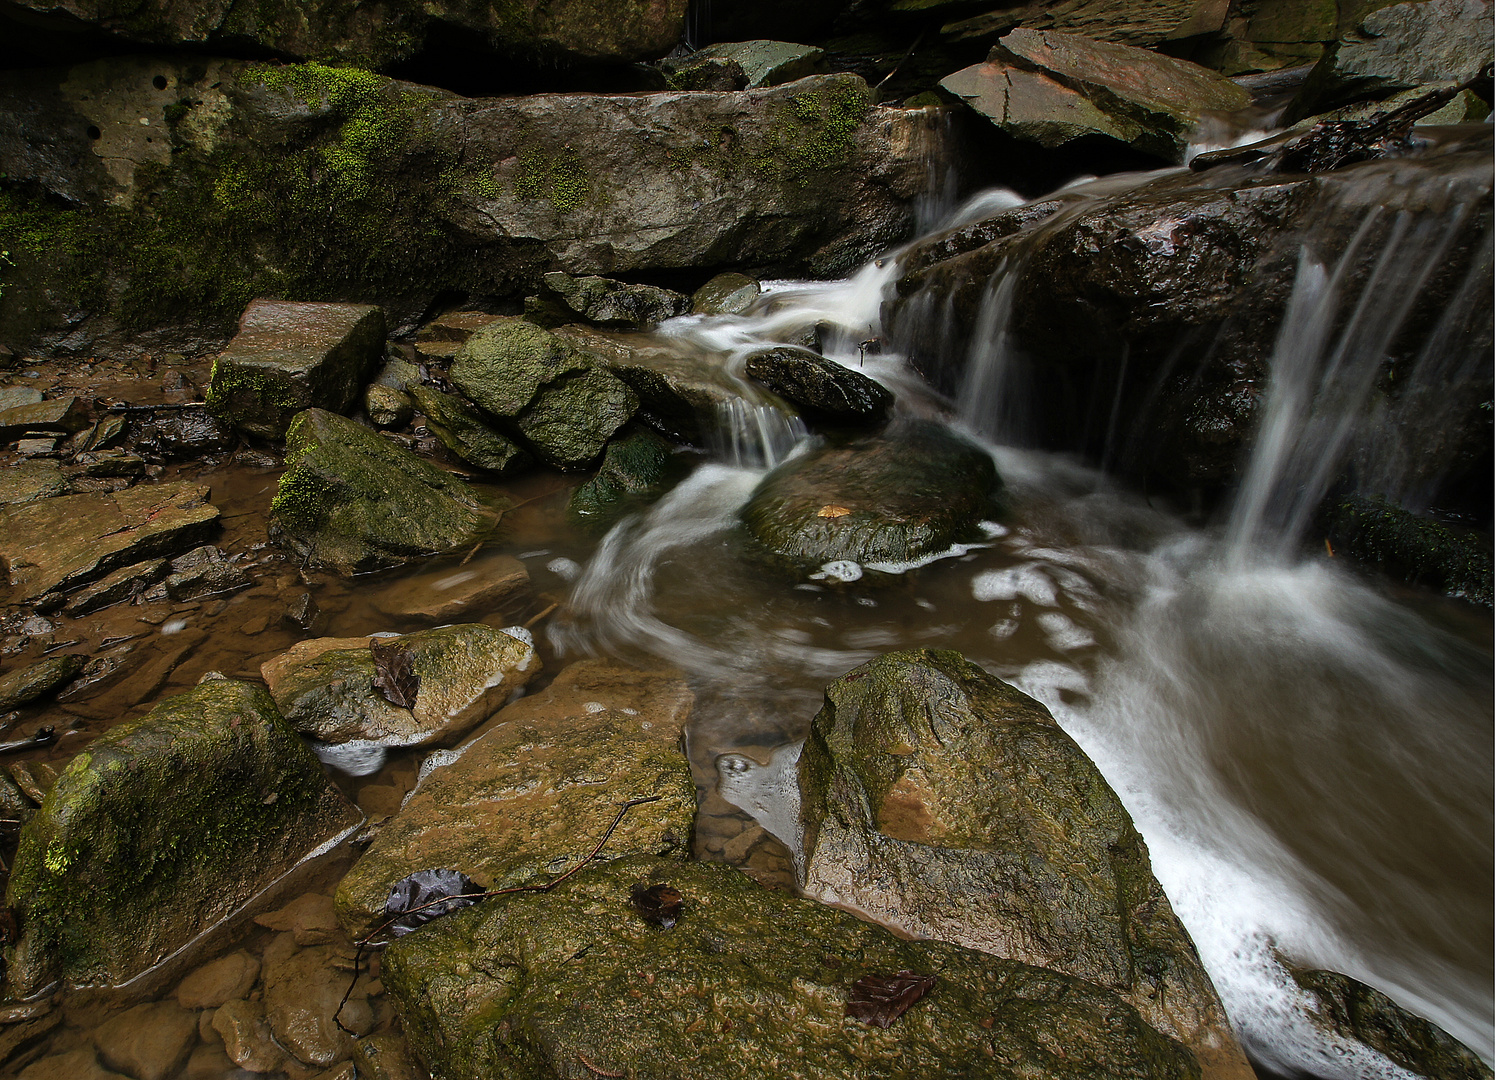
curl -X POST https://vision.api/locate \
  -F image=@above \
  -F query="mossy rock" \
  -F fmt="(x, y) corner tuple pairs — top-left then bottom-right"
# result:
(740, 419), (1002, 573)
(409, 385), (532, 476)
(268, 408), (500, 575)
(797, 650), (1250, 1078)
(382, 855), (1202, 1080)
(3, 678), (360, 998)
(541, 273), (688, 329)
(1325, 495), (1493, 606)
(566, 426), (691, 528)
(690, 272), (761, 316)
(0, 654), (84, 712)
(512, 367), (639, 470)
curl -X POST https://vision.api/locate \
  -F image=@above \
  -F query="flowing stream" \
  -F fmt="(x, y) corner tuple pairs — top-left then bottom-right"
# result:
(550, 177), (1494, 1075)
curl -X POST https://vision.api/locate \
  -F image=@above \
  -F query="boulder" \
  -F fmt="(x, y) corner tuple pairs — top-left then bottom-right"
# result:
(942, 30), (1251, 162)
(797, 650), (1250, 1079)
(0, 654), (84, 712)
(450, 318), (637, 469)
(3, 678), (361, 997)
(259, 623), (540, 747)
(1288, 0), (1495, 119)
(363, 385), (413, 429)
(368, 554), (531, 621)
(382, 855), (1200, 1080)
(0, 481), (220, 602)
(0, 461), (64, 506)
(743, 345), (894, 426)
(268, 408), (499, 574)
(0, 62), (949, 355)
(740, 419), (1002, 572)
(334, 659), (695, 940)
(408, 385), (532, 475)
(0, 398), (89, 440)
(690, 272), (761, 315)
(1325, 495), (1493, 607)
(1290, 968), (1494, 1080)
(175, 950), (260, 1009)
(567, 426), (691, 526)
(541, 273), (689, 329)
(206, 300), (386, 440)
(675, 40), (825, 88)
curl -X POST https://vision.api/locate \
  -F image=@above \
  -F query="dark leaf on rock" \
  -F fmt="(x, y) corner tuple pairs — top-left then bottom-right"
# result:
(846, 970), (936, 1028)
(630, 882), (683, 929)
(384, 868), (483, 938)
(370, 639), (420, 708)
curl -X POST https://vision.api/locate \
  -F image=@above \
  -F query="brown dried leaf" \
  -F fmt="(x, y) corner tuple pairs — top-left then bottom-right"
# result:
(370, 639), (420, 708)
(846, 970), (936, 1028)
(630, 882), (684, 929)
(816, 505), (852, 518)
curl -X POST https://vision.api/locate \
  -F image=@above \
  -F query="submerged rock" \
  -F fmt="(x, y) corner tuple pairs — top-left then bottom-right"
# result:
(334, 659), (695, 940)
(3, 678), (360, 998)
(798, 650), (1250, 1079)
(743, 345), (893, 426)
(206, 299), (386, 440)
(260, 623), (539, 747)
(268, 408), (499, 574)
(383, 855), (1200, 1080)
(741, 419), (1001, 572)
(368, 554), (530, 622)
(541, 273), (689, 329)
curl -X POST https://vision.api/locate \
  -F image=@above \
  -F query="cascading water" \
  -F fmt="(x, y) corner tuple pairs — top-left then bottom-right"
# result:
(551, 156), (1492, 1078)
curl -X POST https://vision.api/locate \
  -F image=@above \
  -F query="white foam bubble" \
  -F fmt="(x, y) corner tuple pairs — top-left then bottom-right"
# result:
(972, 563), (1058, 606)
(810, 560), (862, 583)
(546, 557), (581, 581)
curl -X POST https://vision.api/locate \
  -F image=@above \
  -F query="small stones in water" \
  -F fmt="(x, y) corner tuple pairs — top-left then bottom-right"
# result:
(630, 882), (683, 929)
(845, 971), (937, 1029)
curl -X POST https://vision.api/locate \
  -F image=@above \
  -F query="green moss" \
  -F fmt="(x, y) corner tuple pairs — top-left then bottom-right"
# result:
(512, 145), (593, 212)
(1326, 495), (1493, 606)
(757, 80), (870, 186)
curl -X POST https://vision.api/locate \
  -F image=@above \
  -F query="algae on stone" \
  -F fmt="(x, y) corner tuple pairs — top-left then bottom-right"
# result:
(567, 425), (690, 527)
(409, 385), (532, 475)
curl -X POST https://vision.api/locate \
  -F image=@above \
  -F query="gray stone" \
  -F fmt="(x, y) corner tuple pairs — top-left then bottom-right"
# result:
(207, 299), (387, 439)
(743, 345), (894, 425)
(686, 40), (825, 88)
(162, 546), (251, 601)
(690, 272), (761, 315)
(798, 650), (1251, 1079)
(541, 273), (689, 329)
(364, 384), (413, 429)
(0, 386), (42, 411)
(409, 385), (532, 475)
(0, 398), (89, 440)
(3, 678), (361, 997)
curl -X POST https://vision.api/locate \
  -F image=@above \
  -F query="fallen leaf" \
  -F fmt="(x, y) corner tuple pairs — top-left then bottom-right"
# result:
(630, 882), (684, 929)
(816, 505), (852, 518)
(383, 868), (483, 937)
(370, 639), (420, 708)
(846, 970), (936, 1028)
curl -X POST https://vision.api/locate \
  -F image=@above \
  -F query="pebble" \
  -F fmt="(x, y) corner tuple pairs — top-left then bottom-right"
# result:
(212, 998), (286, 1073)
(176, 950), (260, 1009)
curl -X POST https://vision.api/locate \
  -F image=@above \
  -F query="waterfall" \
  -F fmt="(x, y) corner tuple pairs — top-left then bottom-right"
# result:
(708, 398), (807, 469)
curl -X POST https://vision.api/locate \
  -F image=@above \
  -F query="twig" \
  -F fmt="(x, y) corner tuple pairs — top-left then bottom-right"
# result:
(523, 602), (560, 629)
(874, 31), (926, 92)
(458, 542), (483, 567)
(577, 1051), (627, 1077)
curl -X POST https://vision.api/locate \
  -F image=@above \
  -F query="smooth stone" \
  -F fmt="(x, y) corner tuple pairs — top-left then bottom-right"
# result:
(408, 385), (532, 475)
(368, 554), (530, 622)
(690, 272), (761, 316)
(181, 1043), (239, 1080)
(211, 998), (286, 1073)
(0, 460), (65, 506)
(541, 272), (689, 329)
(262, 934), (373, 1066)
(176, 950), (261, 1008)
(19, 1048), (131, 1080)
(254, 892), (342, 946)
(567, 425), (689, 527)
(743, 345), (893, 425)
(0, 654), (84, 711)
(91, 1001), (198, 1080)
(0, 398), (89, 440)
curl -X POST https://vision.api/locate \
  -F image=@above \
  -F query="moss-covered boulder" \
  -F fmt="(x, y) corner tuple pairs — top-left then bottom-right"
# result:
(741, 419), (1002, 573)
(3, 678), (361, 998)
(409, 386), (532, 475)
(260, 624), (540, 748)
(335, 660), (695, 940)
(268, 408), (500, 575)
(383, 855), (1200, 1080)
(449, 318), (637, 469)
(541, 273), (689, 329)
(205, 299), (386, 440)
(797, 650), (1250, 1079)
(744, 345), (894, 426)
(567, 426), (691, 527)
(1324, 495), (1493, 606)
(1290, 968), (1494, 1080)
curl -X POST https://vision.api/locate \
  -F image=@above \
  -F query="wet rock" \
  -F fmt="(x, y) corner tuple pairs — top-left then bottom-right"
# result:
(415, 312), (503, 352)
(690, 272), (761, 316)
(943, 29), (1250, 162)
(207, 300), (386, 440)
(1291, 968), (1493, 1080)
(0, 398), (89, 441)
(261, 933), (373, 1066)
(1325, 495), (1493, 606)
(181, 1044), (238, 1080)
(126, 408), (233, 460)
(260, 623), (539, 747)
(450, 318), (638, 469)
(368, 554), (530, 622)
(335, 659), (695, 940)
(176, 950), (260, 1009)
(73, 414), (126, 453)
(211, 998), (286, 1074)
(741, 420), (1001, 571)
(0, 460), (66, 506)
(942, 0), (1230, 50)
(541, 273), (689, 329)
(61, 558), (168, 616)
(309, 1063), (357, 1080)
(351, 1032), (420, 1080)
(364, 385), (413, 430)
(0, 654), (84, 712)
(162, 545), (252, 602)
(92, 1001), (198, 1080)
(0, 1010), (63, 1074)
(743, 346), (894, 426)
(3, 678), (361, 997)
(408, 386), (532, 475)
(268, 408), (499, 574)
(0, 481), (220, 602)
(0, 386), (43, 411)
(281, 591), (324, 634)
(1289, 0), (1494, 119)
(18, 1047), (130, 1080)
(681, 41), (825, 88)
(798, 649), (1250, 1079)
(384, 855), (1199, 1080)
(567, 426), (690, 526)
(72, 451), (145, 478)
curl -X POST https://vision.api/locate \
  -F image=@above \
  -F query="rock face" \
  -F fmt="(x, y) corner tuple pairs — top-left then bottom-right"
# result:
(1290, 968), (1494, 1080)
(3, 678), (361, 998)
(268, 409), (499, 574)
(334, 660), (694, 940)
(741, 420), (1002, 572)
(541, 273), (689, 329)
(450, 318), (637, 468)
(0, 481), (219, 603)
(260, 624), (540, 747)
(205, 300), (386, 440)
(0, 61), (951, 355)
(942, 29), (1251, 162)
(797, 650), (1249, 1079)
(744, 346), (894, 426)
(383, 855), (1200, 1080)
